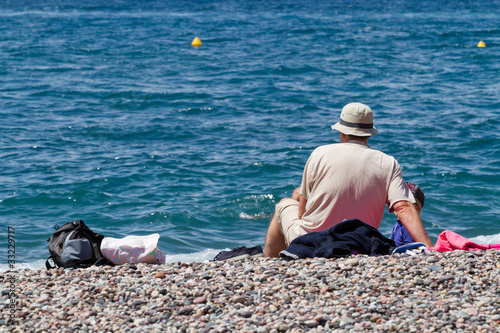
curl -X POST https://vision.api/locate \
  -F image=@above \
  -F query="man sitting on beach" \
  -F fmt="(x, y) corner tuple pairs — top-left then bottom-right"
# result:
(264, 102), (434, 257)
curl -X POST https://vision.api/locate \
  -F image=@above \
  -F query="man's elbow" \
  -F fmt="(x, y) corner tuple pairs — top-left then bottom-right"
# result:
(392, 200), (416, 217)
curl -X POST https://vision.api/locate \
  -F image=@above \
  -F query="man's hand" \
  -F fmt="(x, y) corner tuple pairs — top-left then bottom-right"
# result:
(298, 196), (307, 219)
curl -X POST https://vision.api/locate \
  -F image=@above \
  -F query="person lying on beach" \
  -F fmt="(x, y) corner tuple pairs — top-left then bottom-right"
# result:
(390, 182), (425, 247)
(264, 102), (434, 257)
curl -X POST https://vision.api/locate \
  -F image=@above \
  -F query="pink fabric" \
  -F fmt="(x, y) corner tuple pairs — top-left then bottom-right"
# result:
(431, 230), (500, 252)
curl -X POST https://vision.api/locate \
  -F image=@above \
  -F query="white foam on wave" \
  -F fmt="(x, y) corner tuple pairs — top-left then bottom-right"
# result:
(0, 259), (46, 273)
(469, 233), (500, 245)
(163, 248), (224, 264)
(239, 212), (272, 219)
(239, 194), (274, 201)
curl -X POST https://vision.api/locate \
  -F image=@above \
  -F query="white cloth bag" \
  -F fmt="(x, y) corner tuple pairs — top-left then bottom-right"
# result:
(100, 233), (166, 265)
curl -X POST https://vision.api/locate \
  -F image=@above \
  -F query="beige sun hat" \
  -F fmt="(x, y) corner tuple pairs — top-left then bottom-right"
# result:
(331, 102), (378, 137)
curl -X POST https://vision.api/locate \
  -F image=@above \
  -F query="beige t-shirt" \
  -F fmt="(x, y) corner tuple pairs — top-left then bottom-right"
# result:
(300, 140), (414, 232)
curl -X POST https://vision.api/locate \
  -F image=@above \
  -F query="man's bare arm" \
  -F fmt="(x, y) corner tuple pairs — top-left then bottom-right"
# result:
(393, 200), (434, 248)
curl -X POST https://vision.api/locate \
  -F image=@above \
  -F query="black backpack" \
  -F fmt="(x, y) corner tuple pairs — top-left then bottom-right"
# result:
(45, 220), (114, 269)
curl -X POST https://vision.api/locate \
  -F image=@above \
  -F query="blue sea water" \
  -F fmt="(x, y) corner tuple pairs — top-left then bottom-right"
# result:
(1, 0), (500, 271)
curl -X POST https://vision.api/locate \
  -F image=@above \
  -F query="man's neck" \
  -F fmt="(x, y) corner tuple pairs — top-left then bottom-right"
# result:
(340, 133), (369, 144)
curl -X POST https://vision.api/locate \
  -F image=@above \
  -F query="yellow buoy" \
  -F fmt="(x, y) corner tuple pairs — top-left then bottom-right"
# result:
(477, 40), (486, 47)
(191, 37), (202, 47)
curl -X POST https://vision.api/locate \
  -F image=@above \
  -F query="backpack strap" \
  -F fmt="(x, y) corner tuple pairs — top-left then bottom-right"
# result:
(45, 256), (56, 270)
(91, 241), (103, 262)
(89, 239), (114, 267)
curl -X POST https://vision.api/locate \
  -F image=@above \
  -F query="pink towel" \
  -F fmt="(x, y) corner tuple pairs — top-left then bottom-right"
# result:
(431, 230), (500, 252)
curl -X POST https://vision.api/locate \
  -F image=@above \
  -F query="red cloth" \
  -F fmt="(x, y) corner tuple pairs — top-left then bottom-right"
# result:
(431, 230), (500, 252)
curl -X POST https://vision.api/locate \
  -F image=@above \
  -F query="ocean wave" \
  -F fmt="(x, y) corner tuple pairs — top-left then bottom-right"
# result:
(1, 0), (499, 265)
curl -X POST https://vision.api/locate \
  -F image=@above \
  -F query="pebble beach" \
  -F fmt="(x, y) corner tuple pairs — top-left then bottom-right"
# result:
(2, 250), (500, 333)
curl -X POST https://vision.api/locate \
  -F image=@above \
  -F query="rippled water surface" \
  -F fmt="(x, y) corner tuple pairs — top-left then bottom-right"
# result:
(1, 0), (500, 266)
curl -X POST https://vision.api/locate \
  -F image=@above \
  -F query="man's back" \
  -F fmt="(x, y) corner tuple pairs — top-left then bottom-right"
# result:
(300, 140), (412, 232)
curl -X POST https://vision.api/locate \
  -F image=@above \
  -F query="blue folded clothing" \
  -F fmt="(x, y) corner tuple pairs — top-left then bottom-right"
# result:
(389, 219), (415, 247)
